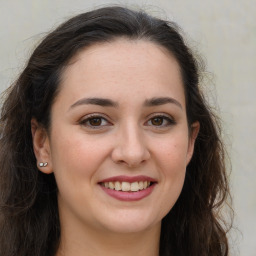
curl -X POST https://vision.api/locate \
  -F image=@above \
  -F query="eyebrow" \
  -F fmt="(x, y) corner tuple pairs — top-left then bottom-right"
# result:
(144, 97), (182, 109)
(70, 98), (118, 109)
(69, 96), (182, 110)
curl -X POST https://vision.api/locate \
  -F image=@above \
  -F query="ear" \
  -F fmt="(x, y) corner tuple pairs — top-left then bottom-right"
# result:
(186, 121), (200, 165)
(31, 118), (53, 174)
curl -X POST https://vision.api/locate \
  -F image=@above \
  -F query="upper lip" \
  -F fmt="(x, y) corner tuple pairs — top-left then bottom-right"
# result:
(99, 175), (157, 183)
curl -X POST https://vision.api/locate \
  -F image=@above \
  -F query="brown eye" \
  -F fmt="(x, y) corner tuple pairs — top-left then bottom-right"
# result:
(79, 115), (110, 129)
(89, 118), (102, 126)
(146, 115), (176, 128)
(151, 117), (164, 126)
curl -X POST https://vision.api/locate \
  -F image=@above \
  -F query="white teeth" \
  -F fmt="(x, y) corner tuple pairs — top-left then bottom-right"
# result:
(131, 182), (139, 192)
(109, 181), (115, 189)
(102, 181), (152, 192)
(121, 182), (131, 191)
(115, 181), (122, 191)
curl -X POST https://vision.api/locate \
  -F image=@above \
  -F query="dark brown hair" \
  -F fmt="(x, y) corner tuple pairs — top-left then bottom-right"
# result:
(0, 6), (232, 256)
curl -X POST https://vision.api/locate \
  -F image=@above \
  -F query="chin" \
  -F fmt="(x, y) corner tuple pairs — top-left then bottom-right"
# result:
(96, 209), (161, 234)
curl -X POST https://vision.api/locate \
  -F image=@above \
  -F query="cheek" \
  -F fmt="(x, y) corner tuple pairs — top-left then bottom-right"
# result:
(152, 134), (188, 210)
(49, 132), (112, 211)
(52, 138), (107, 174)
(49, 126), (112, 185)
(159, 144), (187, 189)
(154, 133), (189, 172)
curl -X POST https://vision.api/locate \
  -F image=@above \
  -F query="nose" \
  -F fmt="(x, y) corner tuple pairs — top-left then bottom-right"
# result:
(111, 124), (150, 168)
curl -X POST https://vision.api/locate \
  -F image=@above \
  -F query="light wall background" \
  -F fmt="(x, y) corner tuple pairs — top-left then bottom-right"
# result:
(0, 0), (255, 255)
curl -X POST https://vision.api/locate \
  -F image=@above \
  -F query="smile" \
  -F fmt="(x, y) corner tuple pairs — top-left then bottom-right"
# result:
(99, 175), (157, 201)
(100, 181), (151, 192)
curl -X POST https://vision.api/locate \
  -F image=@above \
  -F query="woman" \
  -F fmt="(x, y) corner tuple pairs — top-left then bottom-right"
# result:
(0, 6), (232, 256)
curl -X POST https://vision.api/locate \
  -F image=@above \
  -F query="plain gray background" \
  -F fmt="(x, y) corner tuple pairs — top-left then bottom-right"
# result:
(1, 0), (255, 255)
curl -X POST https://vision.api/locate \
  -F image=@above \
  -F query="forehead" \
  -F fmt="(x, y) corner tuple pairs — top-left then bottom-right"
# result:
(66, 39), (180, 76)
(58, 39), (185, 107)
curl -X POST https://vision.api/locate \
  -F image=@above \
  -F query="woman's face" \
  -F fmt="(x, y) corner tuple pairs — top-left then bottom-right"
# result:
(35, 39), (198, 234)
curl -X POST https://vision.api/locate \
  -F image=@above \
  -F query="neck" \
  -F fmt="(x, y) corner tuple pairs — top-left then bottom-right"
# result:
(56, 220), (161, 256)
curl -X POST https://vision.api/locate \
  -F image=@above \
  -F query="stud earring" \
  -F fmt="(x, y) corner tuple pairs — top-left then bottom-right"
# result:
(39, 162), (48, 167)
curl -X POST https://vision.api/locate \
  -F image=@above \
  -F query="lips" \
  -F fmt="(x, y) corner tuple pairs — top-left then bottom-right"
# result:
(101, 181), (151, 192)
(98, 175), (157, 201)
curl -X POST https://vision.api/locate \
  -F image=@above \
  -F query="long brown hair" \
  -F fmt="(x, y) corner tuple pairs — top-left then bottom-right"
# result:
(0, 6), (232, 256)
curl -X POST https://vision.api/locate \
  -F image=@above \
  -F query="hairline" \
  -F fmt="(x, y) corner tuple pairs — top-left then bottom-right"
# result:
(46, 36), (188, 134)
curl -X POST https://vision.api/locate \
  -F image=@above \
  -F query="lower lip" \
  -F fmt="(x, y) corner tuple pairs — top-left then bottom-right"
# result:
(100, 183), (156, 201)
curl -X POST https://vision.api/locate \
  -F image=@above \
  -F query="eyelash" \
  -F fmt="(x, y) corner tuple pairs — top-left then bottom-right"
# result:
(145, 115), (176, 127)
(79, 114), (111, 129)
(79, 114), (176, 129)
